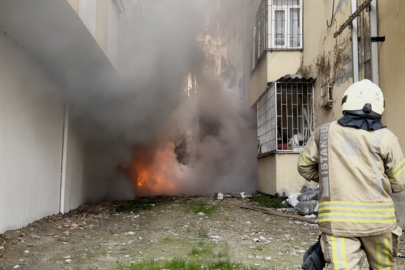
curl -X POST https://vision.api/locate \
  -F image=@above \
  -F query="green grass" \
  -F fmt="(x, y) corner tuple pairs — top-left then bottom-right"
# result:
(115, 198), (157, 213)
(186, 202), (217, 217)
(248, 194), (288, 209)
(189, 243), (214, 256)
(115, 258), (261, 270)
(197, 228), (209, 239)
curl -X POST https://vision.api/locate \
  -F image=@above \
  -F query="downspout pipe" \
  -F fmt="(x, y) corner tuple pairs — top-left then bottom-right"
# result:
(59, 105), (69, 214)
(351, 0), (359, 83)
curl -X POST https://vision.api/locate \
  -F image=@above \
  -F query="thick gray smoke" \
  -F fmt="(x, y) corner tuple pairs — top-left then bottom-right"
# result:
(62, 0), (258, 199)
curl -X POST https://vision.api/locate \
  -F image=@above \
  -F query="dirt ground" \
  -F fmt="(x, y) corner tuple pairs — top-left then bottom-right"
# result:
(0, 197), (404, 270)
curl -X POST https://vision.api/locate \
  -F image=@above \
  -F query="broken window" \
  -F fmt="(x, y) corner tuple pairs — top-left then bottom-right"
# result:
(257, 76), (315, 156)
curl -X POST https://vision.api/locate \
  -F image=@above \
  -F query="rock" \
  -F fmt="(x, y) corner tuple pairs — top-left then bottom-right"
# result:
(13, 265), (19, 269)
(266, 256), (272, 261)
(24, 250), (29, 254)
(31, 234), (41, 240)
(253, 238), (260, 242)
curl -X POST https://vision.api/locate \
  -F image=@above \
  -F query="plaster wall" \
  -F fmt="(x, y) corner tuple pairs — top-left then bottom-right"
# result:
(258, 155), (277, 194)
(301, 0), (353, 126)
(63, 120), (85, 213)
(267, 51), (301, 82)
(258, 154), (311, 195)
(107, 0), (120, 69)
(0, 35), (64, 233)
(67, 0), (79, 13)
(378, 0), (405, 231)
(250, 55), (267, 107)
(79, 0), (97, 37)
(96, 0), (110, 55)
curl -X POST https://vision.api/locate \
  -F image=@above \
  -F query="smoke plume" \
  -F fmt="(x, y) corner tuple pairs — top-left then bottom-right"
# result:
(63, 0), (258, 199)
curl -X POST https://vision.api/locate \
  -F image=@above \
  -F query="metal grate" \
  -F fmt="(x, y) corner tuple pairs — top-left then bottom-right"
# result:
(257, 83), (277, 155)
(257, 79), (314, 156)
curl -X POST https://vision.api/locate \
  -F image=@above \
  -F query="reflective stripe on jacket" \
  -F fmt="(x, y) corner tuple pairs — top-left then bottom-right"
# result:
(297, 121), (405, 237)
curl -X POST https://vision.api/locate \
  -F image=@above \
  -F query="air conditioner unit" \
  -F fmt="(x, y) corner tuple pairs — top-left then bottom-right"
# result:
(321, 84), (333, 109)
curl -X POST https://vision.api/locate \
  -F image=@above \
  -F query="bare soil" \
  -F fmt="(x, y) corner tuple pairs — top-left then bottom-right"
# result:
(0, 197), (404, 270)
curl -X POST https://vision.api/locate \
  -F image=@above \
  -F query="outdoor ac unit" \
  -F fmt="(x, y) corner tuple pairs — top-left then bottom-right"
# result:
(321, 84), (333, 109)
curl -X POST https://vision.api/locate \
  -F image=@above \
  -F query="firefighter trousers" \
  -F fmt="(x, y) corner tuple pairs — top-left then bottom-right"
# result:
(320, 226), (402, 270)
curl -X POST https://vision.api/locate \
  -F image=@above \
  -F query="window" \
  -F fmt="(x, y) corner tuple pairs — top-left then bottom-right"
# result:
(253, 0), (302, 66)
(269, 0), (302, 49)
(257, 77), (314, 156)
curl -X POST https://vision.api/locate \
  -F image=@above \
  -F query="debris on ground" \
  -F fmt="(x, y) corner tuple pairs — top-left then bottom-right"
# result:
(0, 196), (403, 270)
(287, 186), (320, 217)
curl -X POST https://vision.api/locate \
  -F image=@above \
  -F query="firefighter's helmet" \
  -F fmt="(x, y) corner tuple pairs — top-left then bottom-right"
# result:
(341, 79), (385, 116)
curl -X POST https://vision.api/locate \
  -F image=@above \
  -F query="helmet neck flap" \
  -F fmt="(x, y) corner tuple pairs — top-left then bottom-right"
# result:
(338, 112), (386, 131)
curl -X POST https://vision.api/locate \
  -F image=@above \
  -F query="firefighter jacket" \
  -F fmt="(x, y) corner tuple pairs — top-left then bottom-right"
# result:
(298, 121), (405, 237)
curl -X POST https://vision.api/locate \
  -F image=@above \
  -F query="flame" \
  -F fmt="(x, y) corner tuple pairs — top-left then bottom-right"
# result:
(125, 142), (181, 196)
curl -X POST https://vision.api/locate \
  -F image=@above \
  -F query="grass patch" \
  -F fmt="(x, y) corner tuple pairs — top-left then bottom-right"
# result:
(254, 246), (263, 252)
(116, 198), (157, 213)
(197, 228), (209, 239)
(186, 202), (216, 217)
(116, 258), (261, 270)
(248, 194), (288, 209)
(189, 243), (214, 256)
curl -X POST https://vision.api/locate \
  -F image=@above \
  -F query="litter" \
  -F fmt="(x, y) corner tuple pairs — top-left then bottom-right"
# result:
(214, 193), (224, 200)
(266, 256), (272, 261)
(253, 238), (260, 242)
(295, 201), (318, 216)
(24, 250), (29, 254)
(287, 193), (300, 207)
(297, 189), (319, 202)
(230, 192), (248, 199)
(125, 231), (136, 236)
(13, 265), (19, 269)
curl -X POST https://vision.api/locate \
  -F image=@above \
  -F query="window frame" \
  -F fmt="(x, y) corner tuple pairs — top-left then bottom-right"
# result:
(257, 79), (315, 157)
(268, 0), (303, 50)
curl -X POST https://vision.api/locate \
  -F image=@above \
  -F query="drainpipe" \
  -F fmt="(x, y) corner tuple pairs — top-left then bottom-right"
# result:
(351, 0), (359, 83)
(59, 105), (69, 214)
(370, 0), (379, 86)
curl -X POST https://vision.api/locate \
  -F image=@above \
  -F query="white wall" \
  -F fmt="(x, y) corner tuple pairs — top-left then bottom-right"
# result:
(0, 33), (88, 233)
(79, 0), (97, 37)
(63, 120), (85, 212)
(0, 35), (64, 232)
(107, 0), (120, 68)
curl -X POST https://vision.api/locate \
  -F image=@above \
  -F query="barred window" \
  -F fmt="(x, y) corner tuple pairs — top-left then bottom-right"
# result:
(257, 78), (314, 156)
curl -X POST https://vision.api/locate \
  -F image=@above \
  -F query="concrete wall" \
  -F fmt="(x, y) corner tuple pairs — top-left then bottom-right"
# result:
(63, 119), (85, 213)
(79, 0), (97, 37)
(258, 155), (277, 194)
(0, 31), (87, 233)
(96, 0), (110, 56)
(300, 0), (354, 127)
(107, 0), (120, 69)
(378, 0), (405, 231)
(250, 55), (267, 107)
(267, 51), (301, 82)
(0, 34), (64, 233)
(258, 154), (311, 195)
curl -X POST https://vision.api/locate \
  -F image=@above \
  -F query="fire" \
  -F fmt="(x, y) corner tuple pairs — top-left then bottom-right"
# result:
(125, 142), (182, 196)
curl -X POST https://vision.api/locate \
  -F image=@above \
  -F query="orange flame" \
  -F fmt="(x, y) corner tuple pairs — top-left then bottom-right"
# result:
(125, 143), (180, 196)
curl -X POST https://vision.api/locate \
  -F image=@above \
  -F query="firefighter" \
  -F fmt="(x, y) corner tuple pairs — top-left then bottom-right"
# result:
(298, 79), (405, 269)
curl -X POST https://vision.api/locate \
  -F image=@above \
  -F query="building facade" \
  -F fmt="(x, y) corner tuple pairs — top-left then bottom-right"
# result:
(249, 0), (405, 227)
(0, 0), (136, 233)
